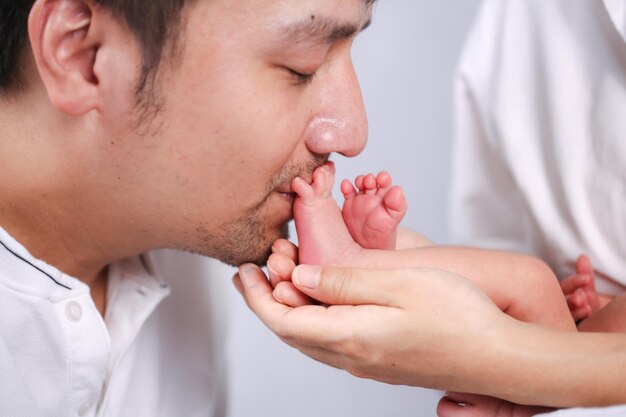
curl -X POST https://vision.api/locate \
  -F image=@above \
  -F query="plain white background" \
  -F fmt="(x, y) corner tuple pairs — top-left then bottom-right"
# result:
(226, 1), (483, 416)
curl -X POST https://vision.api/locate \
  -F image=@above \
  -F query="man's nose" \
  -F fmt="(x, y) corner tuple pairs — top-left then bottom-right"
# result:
(304, 61), (368, 157)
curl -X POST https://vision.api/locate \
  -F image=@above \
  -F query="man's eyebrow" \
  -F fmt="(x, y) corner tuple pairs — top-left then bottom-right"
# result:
(282, 15), (373, 46)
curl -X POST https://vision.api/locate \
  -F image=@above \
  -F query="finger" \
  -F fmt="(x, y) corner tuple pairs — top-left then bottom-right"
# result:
(291, 265), (407, 306)
(437, 396), (474, 417)
(576, 254), (594, 277)
(271, 239), (299, 263)
(438, 393), (500, 417)
(341, 179), (358, 200)
(577, 254), (598, 294)
(238, 264), (372, 347)
(267, 252), (297, 287)
(444, 392), (479, 404)
(571, 305), (592, 321)
(560, 274), (591, 294)
(232, 274), (244, 295)
(565, 293), (581, 311)
(565, 289), (587, 310)
(273, 281), (314, 307)
(237, 263), (294, 329)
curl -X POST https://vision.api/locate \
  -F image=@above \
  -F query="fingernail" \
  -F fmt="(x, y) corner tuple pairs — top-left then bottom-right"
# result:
(239, 264), (257, 289)
(293, 265), (321, 289)
(267, 260), (278, 277)
(272, 289), (284, 304)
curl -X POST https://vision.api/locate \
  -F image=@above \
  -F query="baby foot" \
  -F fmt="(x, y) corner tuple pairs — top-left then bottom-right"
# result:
(341, 172), (407, 250)
(292, 162), (363, 267)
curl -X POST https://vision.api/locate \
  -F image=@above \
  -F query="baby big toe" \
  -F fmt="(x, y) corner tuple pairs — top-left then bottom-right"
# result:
(383, 186), (407, 220)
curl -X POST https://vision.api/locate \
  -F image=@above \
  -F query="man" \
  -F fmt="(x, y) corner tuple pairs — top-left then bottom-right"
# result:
(0, 0), (371, 415)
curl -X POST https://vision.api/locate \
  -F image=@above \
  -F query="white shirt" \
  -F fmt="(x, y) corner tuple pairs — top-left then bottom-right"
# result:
(451, 0), (626, 414)
(0, 227), (229, 417)
(451, 0), (626, 296)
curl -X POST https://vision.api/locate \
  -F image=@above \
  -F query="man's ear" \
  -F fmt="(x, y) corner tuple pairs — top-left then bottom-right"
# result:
(28, 0), (134, 116)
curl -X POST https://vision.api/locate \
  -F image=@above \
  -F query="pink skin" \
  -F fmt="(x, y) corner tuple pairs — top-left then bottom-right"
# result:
(438, 393), (553, 417)
(291, 162), (406, 267)
(341, 171), (407, 250)
(560, 254), (600, 321)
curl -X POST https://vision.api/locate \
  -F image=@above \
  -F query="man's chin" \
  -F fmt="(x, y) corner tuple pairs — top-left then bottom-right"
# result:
(195, 221), (290, 268)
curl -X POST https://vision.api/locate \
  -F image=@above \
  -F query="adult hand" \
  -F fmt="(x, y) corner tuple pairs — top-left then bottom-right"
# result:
(266, 239), (312, 307)
(233, 262), (508, 391)
(438, 392), (553, 417)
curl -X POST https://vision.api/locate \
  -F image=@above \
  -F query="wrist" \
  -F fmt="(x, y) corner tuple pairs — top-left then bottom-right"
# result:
(487, 320), (626, 407)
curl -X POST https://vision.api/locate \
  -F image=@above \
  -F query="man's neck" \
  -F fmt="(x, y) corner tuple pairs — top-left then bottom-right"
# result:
(0, 196), (109, 285)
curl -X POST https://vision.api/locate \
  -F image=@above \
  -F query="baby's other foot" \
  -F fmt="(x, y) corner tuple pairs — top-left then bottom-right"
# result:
(292, 162), (362, 266)
(561, 254), (600, 321)
(341, 171), (407, 250)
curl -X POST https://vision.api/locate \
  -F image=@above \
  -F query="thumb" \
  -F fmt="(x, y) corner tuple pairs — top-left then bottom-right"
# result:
(292, 265), (405, 306)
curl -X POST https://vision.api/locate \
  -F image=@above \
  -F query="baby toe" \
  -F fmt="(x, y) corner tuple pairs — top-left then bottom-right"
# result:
(363, 173), (377, 194)
(341, 179), (357, 200)
(376, 171), (392, 191)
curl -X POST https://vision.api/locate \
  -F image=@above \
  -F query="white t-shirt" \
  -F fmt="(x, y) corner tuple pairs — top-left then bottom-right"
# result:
(451, 0), (626, 414)
(451, 0), (626, 296)
(0, 227), (229, 417)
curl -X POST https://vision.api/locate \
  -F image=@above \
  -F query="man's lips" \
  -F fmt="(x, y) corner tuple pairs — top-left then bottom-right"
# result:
(274, 176), (312, 194)
(275, 185), (294, 194)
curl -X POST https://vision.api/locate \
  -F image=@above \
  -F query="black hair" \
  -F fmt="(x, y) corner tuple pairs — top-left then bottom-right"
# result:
(0, 0), (189, 99)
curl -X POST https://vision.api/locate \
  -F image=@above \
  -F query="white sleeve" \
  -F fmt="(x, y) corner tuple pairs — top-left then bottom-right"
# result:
(448, 74), (532, 253)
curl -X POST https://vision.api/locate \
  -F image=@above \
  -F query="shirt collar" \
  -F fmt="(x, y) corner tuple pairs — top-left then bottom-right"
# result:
(0, 226), (89, 301)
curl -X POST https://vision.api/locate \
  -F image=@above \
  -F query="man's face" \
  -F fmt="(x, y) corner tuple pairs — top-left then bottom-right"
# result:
(126, 0), (370, 265)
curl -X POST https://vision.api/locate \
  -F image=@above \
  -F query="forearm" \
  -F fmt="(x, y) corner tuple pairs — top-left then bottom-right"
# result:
(579, 293), (626, 333)
(480, 319), (626, 407)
